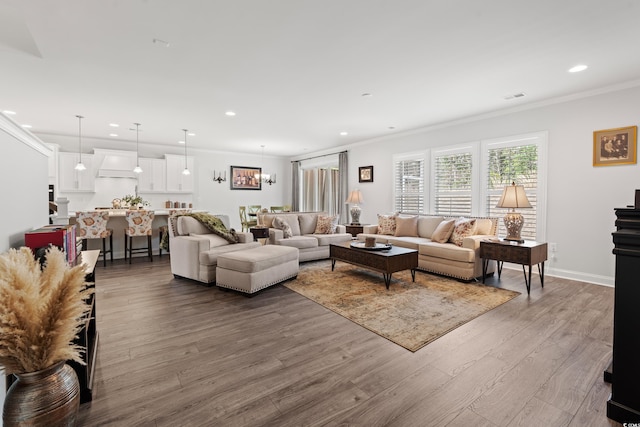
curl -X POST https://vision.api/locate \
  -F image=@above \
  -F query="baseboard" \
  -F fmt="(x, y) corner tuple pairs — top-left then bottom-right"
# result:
(500, 264), (614, 287)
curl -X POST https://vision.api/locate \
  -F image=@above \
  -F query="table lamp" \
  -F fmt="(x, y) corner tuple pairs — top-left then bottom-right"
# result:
(495, 182), (532, 243)
(345, 189), (364, 225)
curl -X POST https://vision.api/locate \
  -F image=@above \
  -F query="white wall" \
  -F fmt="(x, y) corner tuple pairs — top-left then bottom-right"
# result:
(0, 113), (52, 424)
(37, 134), (291, 231)
(338, 83), (640, 286)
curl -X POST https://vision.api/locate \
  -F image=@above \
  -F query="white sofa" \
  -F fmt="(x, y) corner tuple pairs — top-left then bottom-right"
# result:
(258, 211), (353, 262)
(357, 215), (499, 281)
(168, 214), (260, 283)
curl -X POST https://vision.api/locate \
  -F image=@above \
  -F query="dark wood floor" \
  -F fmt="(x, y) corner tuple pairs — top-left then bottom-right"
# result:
(78, 256), (621, 427)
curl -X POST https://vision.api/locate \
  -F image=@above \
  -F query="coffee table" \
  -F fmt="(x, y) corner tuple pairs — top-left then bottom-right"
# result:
(330, 241), (418, 289)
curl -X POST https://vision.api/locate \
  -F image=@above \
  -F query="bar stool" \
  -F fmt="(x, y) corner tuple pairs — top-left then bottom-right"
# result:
(124, 210), (155, 263)
(76, 211), (113, 267)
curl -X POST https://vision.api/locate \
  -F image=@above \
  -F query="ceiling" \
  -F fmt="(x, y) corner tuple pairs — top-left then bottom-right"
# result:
(2, 0), (640, 156)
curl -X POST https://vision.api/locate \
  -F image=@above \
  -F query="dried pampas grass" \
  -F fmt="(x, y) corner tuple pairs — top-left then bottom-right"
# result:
(0, 246), (93, 374)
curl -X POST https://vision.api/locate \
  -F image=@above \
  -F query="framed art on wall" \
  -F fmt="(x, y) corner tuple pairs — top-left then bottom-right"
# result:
(593, 126), (637, 166)
(230, 166), (262, 190)
(359, 165), (374, 183)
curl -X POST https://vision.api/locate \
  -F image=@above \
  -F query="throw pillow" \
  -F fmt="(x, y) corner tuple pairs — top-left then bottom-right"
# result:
(394, 216), (418, 237)
(314, 214), (339, 234)
(449, 217), (477, 246)
(377, 214), (397, 235)
(430, 219), (455, 243)
(272, 216), (293, 238)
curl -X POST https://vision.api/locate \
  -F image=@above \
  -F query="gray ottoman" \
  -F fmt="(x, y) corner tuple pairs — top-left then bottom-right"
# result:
(216, 245), (299, 294)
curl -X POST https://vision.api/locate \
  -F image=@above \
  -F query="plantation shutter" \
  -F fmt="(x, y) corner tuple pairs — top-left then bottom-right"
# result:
(393, 155), (425, 214)
(486, 144), (538, 240)
(433, 152), (472, 216)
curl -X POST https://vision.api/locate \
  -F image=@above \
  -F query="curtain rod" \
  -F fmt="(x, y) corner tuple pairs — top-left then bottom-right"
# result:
(291, 150), (347, 163)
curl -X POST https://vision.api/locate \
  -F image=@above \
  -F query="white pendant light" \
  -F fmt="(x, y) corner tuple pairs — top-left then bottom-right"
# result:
(133, 122), (143, 174)
(182, 129), (190, 175)
(74, 115), (86, 171)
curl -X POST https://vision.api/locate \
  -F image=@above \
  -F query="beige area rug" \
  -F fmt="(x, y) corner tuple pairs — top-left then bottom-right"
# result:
(284, 260), (520, 352)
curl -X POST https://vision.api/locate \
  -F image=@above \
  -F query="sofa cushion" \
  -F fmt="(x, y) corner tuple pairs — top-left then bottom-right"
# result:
(190, 233), (230, 248)
(431, 219), (455, 243)
(217, 245), (298, 273)
(395, 216), (418, 237)
(313, 233), (352, 246)
(315, 214), (339, 234)
(449, 217), (477, 246)
(386, 236), (424, 250)
(273, 216), (293, 238)
(178, 216), (212, 236)
(277, 235), (318, 249)
(298, 214), (318, 235)
(417, 217), (445, 238)
(419, 241), (475, 263)
(199, 243), (260, 266)
(377, 214), (397, 235)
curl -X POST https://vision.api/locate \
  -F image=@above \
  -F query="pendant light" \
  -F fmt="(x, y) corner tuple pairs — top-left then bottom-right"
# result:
(133, 123), (143, 174)
(182, 129), (190, 175)
(74, 115), (86, 171)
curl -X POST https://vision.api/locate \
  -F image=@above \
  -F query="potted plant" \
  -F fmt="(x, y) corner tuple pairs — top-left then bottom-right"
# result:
(0, 246), (93, 426)
(121, 194), (149, 209)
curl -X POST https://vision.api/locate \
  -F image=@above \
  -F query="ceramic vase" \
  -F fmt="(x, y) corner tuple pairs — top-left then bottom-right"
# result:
(3, 361), (80, 427)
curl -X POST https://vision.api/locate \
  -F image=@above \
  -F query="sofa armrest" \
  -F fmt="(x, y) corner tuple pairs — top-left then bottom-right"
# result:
(268, 228), (284, 244)
(363, 225), (378, 234)
(236, 232), (254, 243)
(336, 224), (346, 233)
(462, 235), (495, 251)
(171, 235), (213, 253)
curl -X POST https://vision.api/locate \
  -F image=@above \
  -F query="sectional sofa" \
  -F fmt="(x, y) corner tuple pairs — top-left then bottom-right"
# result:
(357, 214), (499, 281)
(258, 211), (353, 261)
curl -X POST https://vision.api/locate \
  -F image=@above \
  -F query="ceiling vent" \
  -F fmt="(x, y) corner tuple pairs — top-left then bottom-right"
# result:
(504, 92), (526, 100)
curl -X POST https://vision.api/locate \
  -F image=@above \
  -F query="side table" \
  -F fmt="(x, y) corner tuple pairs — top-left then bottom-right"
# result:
(480, 240), (548, 295)
(345, 224), (366, 238)
(249, 226), (269, 245)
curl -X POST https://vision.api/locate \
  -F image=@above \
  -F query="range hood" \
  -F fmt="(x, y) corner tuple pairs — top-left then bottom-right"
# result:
(96, 150), (137, 178)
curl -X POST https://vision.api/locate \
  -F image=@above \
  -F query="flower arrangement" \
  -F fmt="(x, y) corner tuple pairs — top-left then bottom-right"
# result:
(121, 194), (149, 208)
(0, 246), (93, 374)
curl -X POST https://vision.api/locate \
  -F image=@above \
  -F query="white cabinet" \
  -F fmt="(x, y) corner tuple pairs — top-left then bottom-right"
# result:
(165, 154), (194, 193)
(137, 158), (167, 193)
(58, 152), (95, 192)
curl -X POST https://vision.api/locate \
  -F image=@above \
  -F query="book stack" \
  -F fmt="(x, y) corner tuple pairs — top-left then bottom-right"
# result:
(24, 224), (77, 264)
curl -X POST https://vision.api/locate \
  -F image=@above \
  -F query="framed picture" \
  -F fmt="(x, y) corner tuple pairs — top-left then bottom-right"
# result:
(359, 165), (374, 183)
(230, 166), (262, 190)
(593, 126), (637, 166)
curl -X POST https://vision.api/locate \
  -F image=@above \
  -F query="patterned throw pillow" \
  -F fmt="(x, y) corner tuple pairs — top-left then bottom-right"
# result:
(272, 216), (293, 238)
(314, 215), (339, 234)
(449, 217), (477, 246)
(377, 214), (397, 235)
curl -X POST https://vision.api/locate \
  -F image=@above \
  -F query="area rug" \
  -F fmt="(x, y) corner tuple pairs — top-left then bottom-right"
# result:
(284, 260), (520, 352)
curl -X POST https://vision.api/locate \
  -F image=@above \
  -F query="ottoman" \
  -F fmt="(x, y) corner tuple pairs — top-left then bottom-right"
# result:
(216, 245), (299, 294)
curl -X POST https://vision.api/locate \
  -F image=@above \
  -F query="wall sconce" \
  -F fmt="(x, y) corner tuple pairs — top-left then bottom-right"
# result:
(263, 174), (276, 185)
(213, 170), (227, 183)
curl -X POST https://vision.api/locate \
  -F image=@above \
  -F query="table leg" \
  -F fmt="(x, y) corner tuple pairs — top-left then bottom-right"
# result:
(482, 258), (487, 284)
(522, 265), (532, 295)
(411, 269), (416, 282)
(383, 273), (391, 289)
(331, 259), (336, 271)
(538, 262), (545, 288)
(497, 261), (503, 279)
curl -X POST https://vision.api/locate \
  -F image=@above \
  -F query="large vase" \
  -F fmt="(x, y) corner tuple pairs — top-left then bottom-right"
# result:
(3, 361), (80, 427)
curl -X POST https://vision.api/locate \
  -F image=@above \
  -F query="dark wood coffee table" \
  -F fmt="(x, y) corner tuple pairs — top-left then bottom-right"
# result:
(330, 241), (418, 289)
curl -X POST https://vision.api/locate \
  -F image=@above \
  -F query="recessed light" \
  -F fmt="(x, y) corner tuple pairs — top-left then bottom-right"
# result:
(568, 64), (588, 73)
(225, 111), (236, 116)
(109, 123), (119, 127)
(188, 132), (195, 136)
(3, 110), (16, 115)
(340, 131), (348, 136)
(21, 124), (32, 128)
(109, 133), (118, 137)
(178, 140), (185, 144)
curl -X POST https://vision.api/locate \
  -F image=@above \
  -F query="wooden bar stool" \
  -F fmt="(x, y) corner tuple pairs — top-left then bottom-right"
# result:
(76, 211), (113, 267)
(124, 210), (155, 263)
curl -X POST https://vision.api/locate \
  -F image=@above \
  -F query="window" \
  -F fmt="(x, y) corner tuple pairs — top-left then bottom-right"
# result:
(482, 133), (546, 240)
(432, 148), (473, 216)
(393, 152), (426, 214)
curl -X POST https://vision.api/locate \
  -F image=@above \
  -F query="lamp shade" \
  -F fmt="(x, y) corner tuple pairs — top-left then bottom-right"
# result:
(346, 189), (364, 204)
(496, 182), (531, 209)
